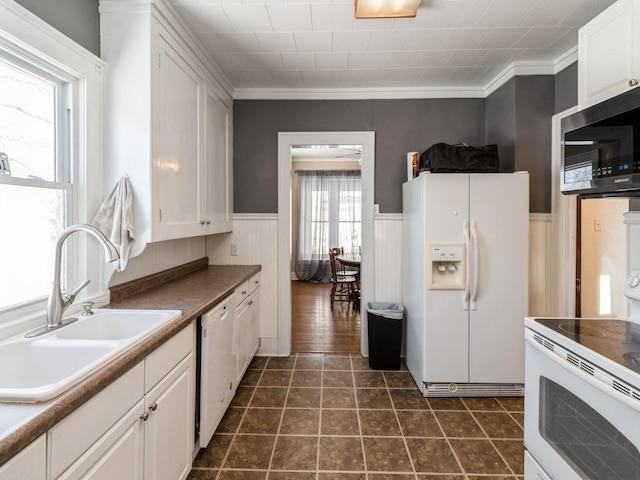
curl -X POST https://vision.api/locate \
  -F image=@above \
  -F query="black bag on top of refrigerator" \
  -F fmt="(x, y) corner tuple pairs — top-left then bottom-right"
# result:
(419, 143), (500, 173)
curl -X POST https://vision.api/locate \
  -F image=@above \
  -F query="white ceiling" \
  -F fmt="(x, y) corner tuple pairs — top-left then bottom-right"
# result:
(291, 145), (362, 160)
(170, 0), (616, 96)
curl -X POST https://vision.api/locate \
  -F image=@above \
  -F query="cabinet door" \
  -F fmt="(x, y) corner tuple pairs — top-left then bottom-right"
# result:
(0, 435), (45, 480)
(236, 299), (250, 384)
(144, 353), (193, 480)
(578, 0), (640, 108)
(57, 402), (145, 480)
(151, 34), (205, 241)
(204, 87), (232, 234)
(247, 289), (260, 360)
(236, 289), (260, 384)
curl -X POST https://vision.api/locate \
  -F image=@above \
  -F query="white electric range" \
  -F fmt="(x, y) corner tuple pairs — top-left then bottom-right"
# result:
(524, 271), (640, 480)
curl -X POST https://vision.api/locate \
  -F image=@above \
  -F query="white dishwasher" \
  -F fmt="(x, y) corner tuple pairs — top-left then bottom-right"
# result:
(199, 295), (237, 448)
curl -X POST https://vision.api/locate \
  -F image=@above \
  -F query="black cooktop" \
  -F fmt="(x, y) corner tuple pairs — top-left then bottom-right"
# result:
(534, 318), (640, 375)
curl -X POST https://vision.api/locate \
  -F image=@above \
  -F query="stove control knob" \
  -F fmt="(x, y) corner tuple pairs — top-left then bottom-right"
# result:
(629, 275), (640, 288)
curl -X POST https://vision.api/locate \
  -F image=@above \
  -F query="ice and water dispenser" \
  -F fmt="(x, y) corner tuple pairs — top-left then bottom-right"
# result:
(428, 243), (465, 289)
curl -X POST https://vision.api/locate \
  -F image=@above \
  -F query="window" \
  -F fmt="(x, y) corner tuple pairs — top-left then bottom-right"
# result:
(0, 3), (104, 332)
(0, 48), (72, 313)
(295, 170), (361, 282)
(309, 182), (362, 256)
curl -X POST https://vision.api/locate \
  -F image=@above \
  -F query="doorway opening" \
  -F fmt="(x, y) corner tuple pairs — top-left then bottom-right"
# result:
(290, 146), (362, 353)
(277, 132), (375, 357)
(575, 197), (629, 318)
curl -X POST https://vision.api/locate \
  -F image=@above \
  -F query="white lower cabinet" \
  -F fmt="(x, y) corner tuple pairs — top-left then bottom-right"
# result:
(236, 273), (260, 384)
(0, 435), (46, 480)
(143, 354), (193, 480)
(49, 323), (195, 480)
(56, 400), (145, 480)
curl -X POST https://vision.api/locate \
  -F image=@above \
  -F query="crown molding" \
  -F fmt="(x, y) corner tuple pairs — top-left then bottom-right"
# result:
(234, 85), (487, 100)
(232, 47), (579, 101)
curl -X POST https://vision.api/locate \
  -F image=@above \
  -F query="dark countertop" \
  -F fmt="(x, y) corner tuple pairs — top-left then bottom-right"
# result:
(0, 263), (260, 467)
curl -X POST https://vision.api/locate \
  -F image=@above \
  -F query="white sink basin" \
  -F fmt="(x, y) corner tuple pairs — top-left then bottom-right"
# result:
(0, 340), (117, 401)
(55, 309), (182, 341)
(0, 309), (181, 402)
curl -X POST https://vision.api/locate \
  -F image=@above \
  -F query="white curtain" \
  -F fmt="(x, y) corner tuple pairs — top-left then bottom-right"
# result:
(295, 170), (361, 282)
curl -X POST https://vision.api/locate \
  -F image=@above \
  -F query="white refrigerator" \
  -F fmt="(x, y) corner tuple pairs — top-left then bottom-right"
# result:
(402, 172), (529, 396)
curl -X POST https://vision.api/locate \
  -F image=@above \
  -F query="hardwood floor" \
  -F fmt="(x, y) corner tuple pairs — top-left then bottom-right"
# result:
(291, 281), (361, 354)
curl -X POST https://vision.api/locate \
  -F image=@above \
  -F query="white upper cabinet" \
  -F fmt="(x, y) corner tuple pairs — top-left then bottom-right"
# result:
(152, 34), (205, 240)
(578, 0), (640, 109)
(99, 0), (233, 252)
(203, 87), (233, 234)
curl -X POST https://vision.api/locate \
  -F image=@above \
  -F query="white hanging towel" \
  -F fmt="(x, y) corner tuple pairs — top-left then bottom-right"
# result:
(92, 175), (136, 272)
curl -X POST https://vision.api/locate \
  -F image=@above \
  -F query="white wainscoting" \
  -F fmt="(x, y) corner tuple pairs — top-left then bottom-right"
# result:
(205, 214), (279, 347)
(529, 213), (552, 317)
(374, 214), (404, 303)
(209, 213), (550, 356)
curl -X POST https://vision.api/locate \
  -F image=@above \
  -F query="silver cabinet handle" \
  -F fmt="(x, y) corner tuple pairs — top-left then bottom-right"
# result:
(140, 412), (149, 421)
(200, 220), (206, 225)
(206, 220), (211, 225)
(629, 78), (639, 87)
(149, 402), (158, 411)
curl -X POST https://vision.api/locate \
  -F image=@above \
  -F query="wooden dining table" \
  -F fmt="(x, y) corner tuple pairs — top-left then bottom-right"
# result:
(335, 253), (361, 269)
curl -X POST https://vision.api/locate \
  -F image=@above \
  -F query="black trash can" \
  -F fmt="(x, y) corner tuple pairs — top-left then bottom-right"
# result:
(366, 302), (404, 370)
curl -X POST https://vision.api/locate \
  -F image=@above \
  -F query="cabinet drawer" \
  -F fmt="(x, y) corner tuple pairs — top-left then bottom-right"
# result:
(49, 362), (144, 479)
(235, 281), (250, 306)
(249, 272), (260, 294)
(145, 323), (193, 393)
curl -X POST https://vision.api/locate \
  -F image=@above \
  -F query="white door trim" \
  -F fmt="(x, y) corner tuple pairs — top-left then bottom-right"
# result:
(550, 107), (578, 317)
(277, 131), (376, 356)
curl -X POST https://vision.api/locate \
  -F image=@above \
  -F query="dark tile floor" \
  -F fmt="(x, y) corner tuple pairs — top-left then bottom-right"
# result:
(189, 354), (525, 480)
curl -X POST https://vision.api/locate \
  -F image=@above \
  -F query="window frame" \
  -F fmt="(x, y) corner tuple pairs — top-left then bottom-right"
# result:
(0, 1), (106, 337)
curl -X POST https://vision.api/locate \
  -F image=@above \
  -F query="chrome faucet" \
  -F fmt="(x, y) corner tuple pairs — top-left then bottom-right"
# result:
(27, 224), (119, 337)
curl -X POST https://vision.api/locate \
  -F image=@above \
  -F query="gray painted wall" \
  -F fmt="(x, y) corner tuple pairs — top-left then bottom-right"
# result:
(14, 0), (100, 56)
(233, 99), (485, 214)
(515, 76), (555, 213)
(486, 78), (516, 172)
(555, 62), (578, 114)
(485, 76), (556, 213)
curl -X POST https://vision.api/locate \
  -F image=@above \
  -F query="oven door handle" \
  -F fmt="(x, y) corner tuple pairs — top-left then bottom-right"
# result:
(526, 330), (640, 413)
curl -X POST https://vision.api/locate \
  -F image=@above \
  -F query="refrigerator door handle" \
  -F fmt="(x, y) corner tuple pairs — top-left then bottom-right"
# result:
(470, 220), (479, 310)
(463, 220), (471, 310)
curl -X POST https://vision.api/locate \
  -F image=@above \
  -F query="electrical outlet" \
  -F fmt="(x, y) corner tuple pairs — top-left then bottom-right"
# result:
(374, 204), (379, 214)
(230, 244), (237, 256)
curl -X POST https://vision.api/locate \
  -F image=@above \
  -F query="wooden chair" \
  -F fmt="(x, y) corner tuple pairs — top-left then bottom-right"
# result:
(334, 246), (360, 279)
(328, 248), (358, 306)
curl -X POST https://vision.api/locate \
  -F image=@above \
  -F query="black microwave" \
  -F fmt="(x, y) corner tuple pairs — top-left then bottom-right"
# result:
(561, 87), (640, 198)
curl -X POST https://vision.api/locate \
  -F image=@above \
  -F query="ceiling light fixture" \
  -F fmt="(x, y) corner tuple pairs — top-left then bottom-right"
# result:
(354, 0), (421, 19)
